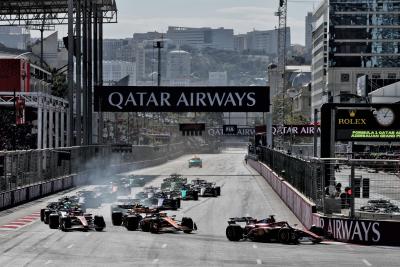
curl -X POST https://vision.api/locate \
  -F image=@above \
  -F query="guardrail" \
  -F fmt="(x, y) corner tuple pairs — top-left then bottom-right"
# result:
(248, 159), (316, 229)
(249, 147), (400, 246)
(0, 143), (186, 192)
(0, 142), (190, 210)
(0, 174), (76, 210)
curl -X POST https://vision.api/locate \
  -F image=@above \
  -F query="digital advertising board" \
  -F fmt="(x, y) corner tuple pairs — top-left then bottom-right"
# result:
(335, 105), (400, 141)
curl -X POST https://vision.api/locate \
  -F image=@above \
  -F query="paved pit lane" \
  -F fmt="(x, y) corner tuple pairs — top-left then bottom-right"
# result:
(0, 151), (399, 266)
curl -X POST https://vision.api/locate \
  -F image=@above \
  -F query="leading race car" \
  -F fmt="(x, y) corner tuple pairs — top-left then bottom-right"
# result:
(188, 156), (202, 168)
(225, 216), (323, 244)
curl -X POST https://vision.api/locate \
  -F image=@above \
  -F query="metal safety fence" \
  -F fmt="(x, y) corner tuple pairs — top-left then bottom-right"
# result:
(321, 159), (400, 220)
(252, 146), (400, 220)
(0, 143), (185, 193)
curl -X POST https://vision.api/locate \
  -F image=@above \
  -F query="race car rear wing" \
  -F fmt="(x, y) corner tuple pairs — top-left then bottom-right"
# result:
(228, 217), (257, 224)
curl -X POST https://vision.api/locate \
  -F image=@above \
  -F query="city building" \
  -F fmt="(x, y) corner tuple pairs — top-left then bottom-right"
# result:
(269, 64), (311, 121)
(369, 81), (400, 103)
(305, 12), (313, 62)
(246, 28), (290, 55)
(166, 50), (191, 86)
(133, 31), (162, 45)
(311, 0), (400, 117)
(268, 64), (311, 98)
(234, 34), (247, 51)
(103, 39), (128, 60)
(31, 32), (59, 69)
(290, 73), (312, 121)
(166, 26), (234, 50)
(135, 43), (146, 81)
(208, 71), (228, 86)
(0, 26), (30, 50)
(103, 60), (136, 86)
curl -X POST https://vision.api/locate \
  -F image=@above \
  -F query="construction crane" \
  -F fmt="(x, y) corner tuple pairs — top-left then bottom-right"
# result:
(274, 0), (288, 149)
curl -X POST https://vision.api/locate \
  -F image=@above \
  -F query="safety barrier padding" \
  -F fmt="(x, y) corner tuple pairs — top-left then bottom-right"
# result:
(248, 159), (315, 228)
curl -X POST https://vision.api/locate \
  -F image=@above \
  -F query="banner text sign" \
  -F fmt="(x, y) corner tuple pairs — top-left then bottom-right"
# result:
(94, 86), (270, 112)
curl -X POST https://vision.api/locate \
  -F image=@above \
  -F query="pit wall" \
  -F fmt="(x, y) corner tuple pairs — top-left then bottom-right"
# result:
(249, 158), (400, 246)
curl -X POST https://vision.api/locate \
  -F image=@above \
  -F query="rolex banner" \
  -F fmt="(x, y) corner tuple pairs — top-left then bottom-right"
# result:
(94, 86), (270, 112)
(335, 105), (400, 141)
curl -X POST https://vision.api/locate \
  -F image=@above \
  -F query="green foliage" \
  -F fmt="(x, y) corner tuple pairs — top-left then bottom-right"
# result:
(51, 72), (68, 98)
(272, 95), (308, 125)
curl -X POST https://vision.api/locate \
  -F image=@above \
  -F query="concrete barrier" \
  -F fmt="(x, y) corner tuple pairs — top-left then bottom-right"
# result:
(28, 185), (41, 200)
(248, 159), (316, 228)
(0, 149), (186, 211)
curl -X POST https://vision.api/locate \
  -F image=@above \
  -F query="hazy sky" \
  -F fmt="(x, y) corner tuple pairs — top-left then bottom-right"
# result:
(100, 0), (320, 45)
(45, 0), (319, 45)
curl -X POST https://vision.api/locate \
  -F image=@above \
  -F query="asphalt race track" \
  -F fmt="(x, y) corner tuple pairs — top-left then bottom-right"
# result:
(0, 149), (400, 266)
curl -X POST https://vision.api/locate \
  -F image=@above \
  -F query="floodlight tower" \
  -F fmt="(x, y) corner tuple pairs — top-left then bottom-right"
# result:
(274, 0), (288, 149)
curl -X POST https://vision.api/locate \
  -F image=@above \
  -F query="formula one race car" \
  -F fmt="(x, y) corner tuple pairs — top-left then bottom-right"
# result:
(77, 190), (102, 209)
(188, 156), (202, 168)
(180, 185), (199, 200)
(49, 210), (106, 232)
(359, 199), (400, 213)
(225, 216), (323, 244)
(161, 174), (187, 191)
(141, 212), (197, 234)
(191, 179), (221, 197)
(40, 196), (84, 224)
(111, 204), (196, 233)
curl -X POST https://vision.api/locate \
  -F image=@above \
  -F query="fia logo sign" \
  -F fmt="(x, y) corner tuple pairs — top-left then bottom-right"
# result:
(223, 125), (238, 135)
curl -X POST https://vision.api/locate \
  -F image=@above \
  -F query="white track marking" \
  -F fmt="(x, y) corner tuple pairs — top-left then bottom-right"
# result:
(362, 259), (372, 266)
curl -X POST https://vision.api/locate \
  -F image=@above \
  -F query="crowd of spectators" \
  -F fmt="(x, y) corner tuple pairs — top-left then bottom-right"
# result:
(0, 109), (36, 151)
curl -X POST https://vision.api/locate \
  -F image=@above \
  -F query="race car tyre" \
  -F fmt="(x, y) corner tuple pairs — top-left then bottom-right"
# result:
(215, 187), (221, 196)
(181, 217), (194, 233)
(193, 191), (199, 201)
(94, 215), (106, 231)
(171, 200), (178, 210)
(40, 209), (45, 222)
(49, 213), (60, 229)
(212, 189), (218, 197)
(309, 226), (325, 237)
(278, 228), (292, 244)
(140, 220), (151, 232)
(226, 225), (243, 241)
(111, 211), (123, 226)
(125, 215), (141, 231)
(44, 209), (52, 224)
(60, 217), (72, 232)
(150, 221), (160, 234)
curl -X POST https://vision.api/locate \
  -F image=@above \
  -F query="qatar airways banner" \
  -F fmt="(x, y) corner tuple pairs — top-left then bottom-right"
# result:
(94, 86), (270, 112)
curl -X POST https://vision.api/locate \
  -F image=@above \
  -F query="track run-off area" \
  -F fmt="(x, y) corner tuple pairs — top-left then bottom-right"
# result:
(0, 150), (399, 266)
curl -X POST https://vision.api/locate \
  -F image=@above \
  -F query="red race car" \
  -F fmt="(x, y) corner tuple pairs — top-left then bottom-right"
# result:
(226, 216), (323, 244)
